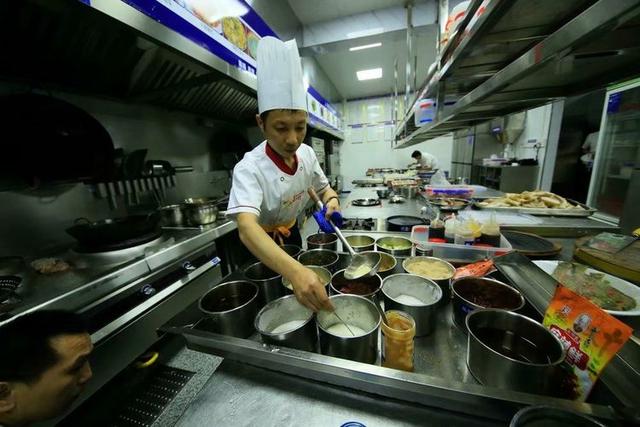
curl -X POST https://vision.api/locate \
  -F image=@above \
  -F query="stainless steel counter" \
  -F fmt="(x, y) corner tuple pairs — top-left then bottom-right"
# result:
(1, 219), (237, 325)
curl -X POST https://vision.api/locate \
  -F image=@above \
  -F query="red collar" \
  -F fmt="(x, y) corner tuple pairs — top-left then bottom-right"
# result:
(265, 143), (298, 175)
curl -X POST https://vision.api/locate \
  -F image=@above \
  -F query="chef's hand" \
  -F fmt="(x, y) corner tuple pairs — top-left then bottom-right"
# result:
(289, 266), (334, 312)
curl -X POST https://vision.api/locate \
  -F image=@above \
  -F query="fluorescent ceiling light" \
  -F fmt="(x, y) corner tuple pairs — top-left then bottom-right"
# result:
(349, 42), (382, 52)
(357, 68), (383, 81)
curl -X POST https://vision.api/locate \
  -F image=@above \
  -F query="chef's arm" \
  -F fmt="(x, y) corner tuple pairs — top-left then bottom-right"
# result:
(318, 186), (340, 218)
(236, 213), (333, 312)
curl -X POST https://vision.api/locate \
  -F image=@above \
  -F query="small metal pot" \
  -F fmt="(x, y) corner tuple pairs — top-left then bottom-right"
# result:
(402, 256), (455, 302)
(282, 265), (331, 294)
(198, 280), (259, 338)
(452, 277), (525, 332)
(345, 235), (375, 252)
(330, 269), (382, 299)
(466, 309), (566, 395)
(382, 274), (442, 337)
(359, 251), (396, 277)
(306, 233), (338, 251)
(158, 204), (184, 226)
(281, 244), (302, 258)
(317, 294), (381, 364)
(509, 406), (606, 427)
(375, 236), (412, 256)
(298, 249), (339, 272)
(183, 202), (218, 226)
(254, 295), (317, 352)
(244, 261), (284, 306)
(399, 185), (419, 199)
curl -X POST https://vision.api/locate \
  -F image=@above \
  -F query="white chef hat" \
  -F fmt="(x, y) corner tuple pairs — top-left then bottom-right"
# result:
(257, 36), (307, 114)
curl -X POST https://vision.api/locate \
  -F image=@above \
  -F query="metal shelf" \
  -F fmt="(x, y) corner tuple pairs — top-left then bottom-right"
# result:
(395, 0), (640, 148)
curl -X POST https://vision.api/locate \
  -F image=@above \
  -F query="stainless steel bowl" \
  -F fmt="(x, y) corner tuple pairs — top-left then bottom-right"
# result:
(402, 256), (455, 302)
(158, 204), (184, 226)
(298, 249), (339, 272)
(345, 235), (375, 252)
(376, 236), (412, 256)
(198, 280), (259, 338)
(244, 261), (284, 306)
(382, 273), (442, 336)
(317, 294), (381, 364)
(282, 265), (331, 294)
(359, 251), (396, 277)
(389, 195), (406, 204)
(254, 295), (317, 352)
(306, 233), (338, 251)
(452, 277), (525, 332)
(510, 406), (606, 427)
(466, 309), (566, 395)
(330, 268), (382, 299)
(183, 202), (218, 226)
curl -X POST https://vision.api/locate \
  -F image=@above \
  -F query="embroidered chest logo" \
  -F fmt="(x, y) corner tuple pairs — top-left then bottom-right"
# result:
(282, 191), (304, 208)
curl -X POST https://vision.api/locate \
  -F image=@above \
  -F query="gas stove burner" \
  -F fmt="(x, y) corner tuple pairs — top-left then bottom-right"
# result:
(341, 217), (378, 231)
(71, 235), (167, 267)
(352, 198), (381, 207)
(74, 230), (164, 254)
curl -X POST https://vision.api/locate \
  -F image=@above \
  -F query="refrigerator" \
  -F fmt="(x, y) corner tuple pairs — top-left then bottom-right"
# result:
(587, 78), (640, 232)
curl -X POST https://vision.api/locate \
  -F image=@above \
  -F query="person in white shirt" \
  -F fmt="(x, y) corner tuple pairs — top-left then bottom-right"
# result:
(227, 37), (340, 312)
(580, 131), (599, 168)
(409, 150), (438, 170)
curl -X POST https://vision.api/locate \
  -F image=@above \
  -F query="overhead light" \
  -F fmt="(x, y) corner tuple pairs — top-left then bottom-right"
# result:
(349, 42), (382, 52)
(356, 68), (382, 81)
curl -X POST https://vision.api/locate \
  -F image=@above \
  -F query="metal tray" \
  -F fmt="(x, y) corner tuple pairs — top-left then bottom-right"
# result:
(473, 198), (596, 217)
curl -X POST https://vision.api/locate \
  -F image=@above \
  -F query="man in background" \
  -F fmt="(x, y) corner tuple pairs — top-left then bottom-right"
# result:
(0, 310), (93, 426)
(409, 150), (439, 170)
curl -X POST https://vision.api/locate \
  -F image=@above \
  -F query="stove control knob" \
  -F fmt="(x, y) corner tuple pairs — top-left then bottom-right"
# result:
(141, 284), (156, 297)
(182, 261), (196, 272)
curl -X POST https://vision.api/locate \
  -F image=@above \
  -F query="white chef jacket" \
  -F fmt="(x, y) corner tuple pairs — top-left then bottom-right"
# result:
(227, 141), (329, 228)
(417, 151), (438, 169)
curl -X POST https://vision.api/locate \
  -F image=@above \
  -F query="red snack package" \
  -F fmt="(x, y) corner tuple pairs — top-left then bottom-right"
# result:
(453, 258), (495, 279)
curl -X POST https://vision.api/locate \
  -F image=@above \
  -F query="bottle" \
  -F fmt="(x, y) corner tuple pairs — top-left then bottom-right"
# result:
(467, 218), (482, 243)
(444, 214), (457, 244)
(429, 212), (445, 239)
(454, 219), (475, 246)
(480, 212), (502, 247)
(382, 310), (416, 372)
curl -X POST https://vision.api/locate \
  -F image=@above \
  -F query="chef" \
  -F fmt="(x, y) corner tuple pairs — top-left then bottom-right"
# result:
(227, 37), (341, 312)
(409, 150), (438, 170)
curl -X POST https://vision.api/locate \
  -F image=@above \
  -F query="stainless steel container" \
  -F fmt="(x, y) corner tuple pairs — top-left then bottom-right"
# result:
(157, 204), (184, 226)
(282, 265), (331, 294)
(330, 269), (382, 299)
(376, 189), (390, 199)
(359, 251), (396, 278)
(281, 244), (302, 258)
(254, 295), (317, 352)
(244, 261), (284, 306)
(198, 280), (259, 338)
(509, 406), (606, 427)
(306, 233), (338, 251)
(399, 185), (418, 199)
(375, 236), (412, 256)
(382, 274), (442, 336)
(183, 202), (218, 226)
(317, 294), (381, 364)
(402, 256), (455, 302)
(466, 309), (566, 395)
(452, 277), (525, 332)
(345, 235), (375, 252)
(298, 249), (339, 272)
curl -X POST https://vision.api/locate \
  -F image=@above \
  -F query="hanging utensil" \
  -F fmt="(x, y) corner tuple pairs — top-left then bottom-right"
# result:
(307, 188), (380, 280)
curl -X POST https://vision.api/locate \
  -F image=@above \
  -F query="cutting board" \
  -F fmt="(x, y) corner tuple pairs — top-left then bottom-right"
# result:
(574, 236), (640, 283)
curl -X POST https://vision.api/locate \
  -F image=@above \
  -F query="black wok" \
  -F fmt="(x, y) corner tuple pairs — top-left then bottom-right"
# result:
(66, 214), (160, 248)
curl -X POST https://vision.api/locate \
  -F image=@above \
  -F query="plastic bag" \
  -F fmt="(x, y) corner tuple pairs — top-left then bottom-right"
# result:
(430, 170), (451, 186)
(543, 285), (633, 401)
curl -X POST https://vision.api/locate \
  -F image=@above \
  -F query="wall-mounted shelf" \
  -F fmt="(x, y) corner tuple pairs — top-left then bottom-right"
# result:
(395, 0), (640, 148)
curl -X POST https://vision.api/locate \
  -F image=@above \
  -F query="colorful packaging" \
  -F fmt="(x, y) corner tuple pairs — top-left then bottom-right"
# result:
(543, 286), (633, 401)
(453, 258), (495, 279)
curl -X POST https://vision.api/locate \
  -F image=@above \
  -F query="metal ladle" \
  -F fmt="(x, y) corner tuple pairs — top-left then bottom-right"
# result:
(307, 188), (381, 280)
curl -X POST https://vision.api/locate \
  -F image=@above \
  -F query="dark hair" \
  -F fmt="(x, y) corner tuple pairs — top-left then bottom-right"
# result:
(0, 310), (87, 384)
(259, 109), (307, 124)
(411, 150), (421, 158)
